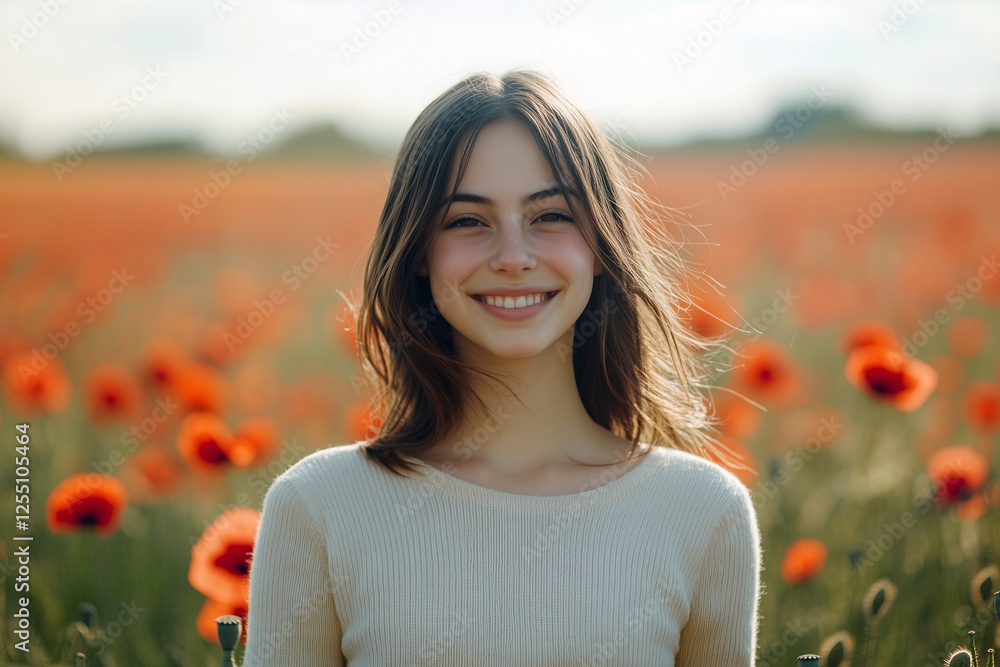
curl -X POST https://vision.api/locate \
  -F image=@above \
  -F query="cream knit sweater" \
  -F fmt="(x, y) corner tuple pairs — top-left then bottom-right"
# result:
(242, 441), (762, 666)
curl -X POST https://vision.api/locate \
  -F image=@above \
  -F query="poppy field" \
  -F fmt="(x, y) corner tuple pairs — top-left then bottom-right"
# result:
(1, 135), (999, 665)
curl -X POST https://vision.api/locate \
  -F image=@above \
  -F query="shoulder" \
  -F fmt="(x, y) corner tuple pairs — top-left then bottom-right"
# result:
(262, 440), (374, 512)
(645, 445), (757, 526)
(273, 440), (369, 486)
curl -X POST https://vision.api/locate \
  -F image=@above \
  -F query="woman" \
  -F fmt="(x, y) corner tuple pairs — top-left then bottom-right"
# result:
(243, 68), (762, 666)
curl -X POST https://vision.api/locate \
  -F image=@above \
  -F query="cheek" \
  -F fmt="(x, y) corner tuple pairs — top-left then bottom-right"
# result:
(427, 242), (477, 311)
(542, 236), (597, 279)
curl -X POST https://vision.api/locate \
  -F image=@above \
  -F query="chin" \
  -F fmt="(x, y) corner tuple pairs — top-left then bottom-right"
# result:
(467, 338), (554, 360)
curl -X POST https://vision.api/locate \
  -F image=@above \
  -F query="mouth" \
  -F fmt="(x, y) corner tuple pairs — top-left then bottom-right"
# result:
(471, 290), (559, 308)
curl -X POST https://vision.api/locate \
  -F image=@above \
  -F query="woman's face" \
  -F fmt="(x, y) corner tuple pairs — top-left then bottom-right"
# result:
(417, 119), (602, 361)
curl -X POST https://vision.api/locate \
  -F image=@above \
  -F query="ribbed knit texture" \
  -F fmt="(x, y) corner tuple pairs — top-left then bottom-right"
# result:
(242, 441), (762, 666)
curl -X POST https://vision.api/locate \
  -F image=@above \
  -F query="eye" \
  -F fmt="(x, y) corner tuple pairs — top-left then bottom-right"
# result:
(535, 210), (573, 223)
(443, 210), (573, 229)
(444, 216), (485, 229)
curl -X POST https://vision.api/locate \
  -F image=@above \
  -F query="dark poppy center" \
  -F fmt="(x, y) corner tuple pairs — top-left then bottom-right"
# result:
(214, 543), (253, 576)
(863, 367), (909, 396)
(57, 497), (115, 528)
(197, 436), (229, 464)
(939, 474), (973, 504)
(977, 402), (999, 421)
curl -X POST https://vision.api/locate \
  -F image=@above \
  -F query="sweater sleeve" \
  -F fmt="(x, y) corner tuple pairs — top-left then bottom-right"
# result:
(676, 484), (762, 667)
(242, 475), (345, 667)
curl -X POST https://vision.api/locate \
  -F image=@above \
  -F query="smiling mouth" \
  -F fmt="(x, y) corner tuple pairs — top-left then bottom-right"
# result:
(471, 291), (559, 308)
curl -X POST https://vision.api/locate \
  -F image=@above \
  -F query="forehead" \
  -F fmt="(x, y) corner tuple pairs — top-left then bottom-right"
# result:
(446, 119), (559, 194)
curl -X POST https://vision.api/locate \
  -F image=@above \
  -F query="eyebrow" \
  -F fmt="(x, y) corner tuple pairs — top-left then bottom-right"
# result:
(437, 185), (576, 212)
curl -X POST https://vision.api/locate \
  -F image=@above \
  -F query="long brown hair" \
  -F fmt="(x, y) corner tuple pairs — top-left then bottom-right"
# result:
(347, 68), (730, 478)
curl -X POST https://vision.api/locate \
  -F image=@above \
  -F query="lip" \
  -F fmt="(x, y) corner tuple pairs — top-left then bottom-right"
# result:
(470, 286), (559, 298)
(471, 290), (558, 321)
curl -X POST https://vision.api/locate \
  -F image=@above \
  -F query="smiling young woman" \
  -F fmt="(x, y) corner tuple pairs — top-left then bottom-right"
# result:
(242, 68), (762, 667)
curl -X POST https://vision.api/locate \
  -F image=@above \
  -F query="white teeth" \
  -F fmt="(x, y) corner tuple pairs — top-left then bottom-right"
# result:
(482, 292), (551, 308)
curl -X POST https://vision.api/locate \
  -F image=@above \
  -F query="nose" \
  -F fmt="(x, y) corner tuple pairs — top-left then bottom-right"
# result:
(489, 215), (536, 275)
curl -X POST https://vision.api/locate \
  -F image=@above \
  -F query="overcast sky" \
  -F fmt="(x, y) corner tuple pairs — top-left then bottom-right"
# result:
(2, 0), (999, 160)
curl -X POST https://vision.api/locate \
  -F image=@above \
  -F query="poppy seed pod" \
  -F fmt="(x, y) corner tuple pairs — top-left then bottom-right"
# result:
(947, 648), (973, 667)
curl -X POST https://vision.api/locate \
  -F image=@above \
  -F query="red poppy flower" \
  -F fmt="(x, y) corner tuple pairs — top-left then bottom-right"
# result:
(141, 337), (189, 392)
(839, 320), (901, 354)
(781, 538), (827, 585)
(775, 406), (845, 452)
(2, 351), (72, 414)
(189, 507), (261, 606)
(232, 415), (281, 468)
(330, 305), (358, 355)
(279, 376), (336, 425)
(46, 473), (128, 536)
(345, 398), (383, 441)
(962, 382), (1000, 435)
(84, 363), (142, 425)
(729, 338), (801, 407)
(176, 412), (247, 472)
(956, 494), (987, 522)
(232, 362), (279, 413)
(120, 446), (182, 501)
(710, 392), (762, 441)
(173, 360), (226, 414)
(200, 323), (249, 366)
(844, 346), (937, 411)
(212, 268), (261, 319)
(196, 597), (247, 646)
(948, 317), (987, 358)
(678, 287), (739, 340)
(927, 445), (989, 505)
(702, 436), (759, 489)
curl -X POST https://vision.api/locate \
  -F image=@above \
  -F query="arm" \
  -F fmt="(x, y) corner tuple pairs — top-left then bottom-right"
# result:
(676, 485), (762, 667)
(242, 475), (345, 666)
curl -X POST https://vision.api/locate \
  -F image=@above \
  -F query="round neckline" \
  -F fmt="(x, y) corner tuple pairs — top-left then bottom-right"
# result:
(390, 443), (667, 511)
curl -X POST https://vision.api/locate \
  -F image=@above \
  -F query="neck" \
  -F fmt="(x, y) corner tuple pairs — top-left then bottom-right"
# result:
(434, 327), (620, 474)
